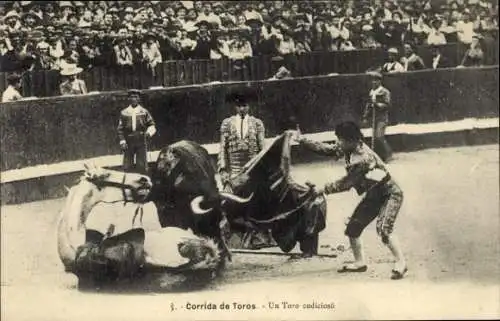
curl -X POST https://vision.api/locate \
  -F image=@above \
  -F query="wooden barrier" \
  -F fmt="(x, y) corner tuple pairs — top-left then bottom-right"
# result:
(0, 66), (498, 172)
(1, 42), (498, 98)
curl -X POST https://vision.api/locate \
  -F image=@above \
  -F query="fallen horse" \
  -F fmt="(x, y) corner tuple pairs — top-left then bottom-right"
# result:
(56, 164), (228, 291)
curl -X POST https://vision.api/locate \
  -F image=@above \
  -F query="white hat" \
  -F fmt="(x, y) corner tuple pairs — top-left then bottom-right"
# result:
(36, 41), (50, 50)
(4, 10), (21, 21)
(387, 47), (399, 54)
(60, 65), (83, 76)
(361, 24), (373, 32)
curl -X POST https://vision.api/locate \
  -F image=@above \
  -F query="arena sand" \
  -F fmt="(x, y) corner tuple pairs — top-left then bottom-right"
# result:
(2, 145), (499, 320)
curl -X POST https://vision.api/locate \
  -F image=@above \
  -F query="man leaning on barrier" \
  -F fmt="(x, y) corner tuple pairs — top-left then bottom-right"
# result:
(117, 89), (157, 175)
(1, 73), (23, 103)
(362, 71), (393, 163)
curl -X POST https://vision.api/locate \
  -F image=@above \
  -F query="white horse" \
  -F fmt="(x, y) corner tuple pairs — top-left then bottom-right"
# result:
(57, 163), (222, 287)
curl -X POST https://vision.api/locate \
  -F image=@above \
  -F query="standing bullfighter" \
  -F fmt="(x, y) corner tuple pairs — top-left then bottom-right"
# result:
(295, 121), (407, 279)
(118, 89), (157, 175)
(362, 71), (393, 162)
(217, 89), (274, 249)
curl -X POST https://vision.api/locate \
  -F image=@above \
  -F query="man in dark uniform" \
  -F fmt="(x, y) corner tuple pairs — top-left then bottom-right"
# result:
(362, 71), (393, 162)
(117, 89), (157, 174)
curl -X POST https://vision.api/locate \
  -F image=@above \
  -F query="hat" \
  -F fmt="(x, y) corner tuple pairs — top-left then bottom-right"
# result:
(195, 19), (212, 28)
(60, 65), (83, 76)
(37, 41), (50, 50)
(6, 73), (22, 83)
(226, 90), (258, 104)
(125, 6), (135, 13)
(361, 24), (373, 32)
(20, 1), (32, 6)
(387, 47), (399, 54)
(108, 7), (119, 13)
(366, 71), (382, 79)
(127, 89), (141, 96)
(4, 10), (21, 21)
(73, 1), (85, 7)
(59, 1), (74, 8)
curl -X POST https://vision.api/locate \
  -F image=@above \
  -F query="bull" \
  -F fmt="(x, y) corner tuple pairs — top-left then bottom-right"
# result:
(190, 131), (328, 258)
(147, 140), (252, 260)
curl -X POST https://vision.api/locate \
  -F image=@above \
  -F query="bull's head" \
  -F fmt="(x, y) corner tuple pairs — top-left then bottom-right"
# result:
(190, 192), (253, 215)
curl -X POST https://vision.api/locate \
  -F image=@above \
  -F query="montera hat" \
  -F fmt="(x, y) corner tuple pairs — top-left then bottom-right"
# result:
(226, 89), (258, 104)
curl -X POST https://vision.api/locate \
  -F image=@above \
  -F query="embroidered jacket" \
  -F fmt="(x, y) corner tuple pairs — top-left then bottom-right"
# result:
(117, 105), (156, 142)
(218, 115), (265, 177)
(300, 138), (395, 196)
(363, 85), (391, 120)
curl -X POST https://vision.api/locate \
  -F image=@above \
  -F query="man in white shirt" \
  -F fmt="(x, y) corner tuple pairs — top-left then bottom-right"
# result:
(456, 12), (475, 44)
(427, 19), (447, 45)
(1, 73), (23, 103)
(117, 89), (157, 174)
(382, 48), (405, 73)
(196, 2), (221, 29)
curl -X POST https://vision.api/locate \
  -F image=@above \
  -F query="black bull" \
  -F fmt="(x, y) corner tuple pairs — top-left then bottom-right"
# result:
(148, 135), (327, 256)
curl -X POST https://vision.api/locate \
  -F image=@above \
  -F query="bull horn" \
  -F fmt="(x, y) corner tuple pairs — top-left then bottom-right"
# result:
(220, 192), (253, 203)
(64, 185), (71, 193)
(190, 196), (213, 215)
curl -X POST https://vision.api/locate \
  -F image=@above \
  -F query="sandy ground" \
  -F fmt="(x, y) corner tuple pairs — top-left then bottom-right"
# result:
(1, 145), (499, 321)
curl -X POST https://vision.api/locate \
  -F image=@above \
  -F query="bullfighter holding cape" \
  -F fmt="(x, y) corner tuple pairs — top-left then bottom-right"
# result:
(218, 89), (276, 249)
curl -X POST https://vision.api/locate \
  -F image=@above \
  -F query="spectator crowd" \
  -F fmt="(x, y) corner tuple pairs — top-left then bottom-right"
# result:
(0, 0), (498, 74)
(0, 0), (498, 71)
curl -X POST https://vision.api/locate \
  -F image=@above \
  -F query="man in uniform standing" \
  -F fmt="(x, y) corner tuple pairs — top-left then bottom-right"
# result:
(117, 89), (157, 174)
(218, 89), (275, 249)
(362, 71), (393, 162)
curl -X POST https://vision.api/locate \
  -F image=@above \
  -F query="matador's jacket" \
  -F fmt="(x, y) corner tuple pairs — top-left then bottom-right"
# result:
(217, 114), (265, 180)
(299, 138), (400, 196)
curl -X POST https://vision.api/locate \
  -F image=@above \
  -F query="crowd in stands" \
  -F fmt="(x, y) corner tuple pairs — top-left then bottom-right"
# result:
(0, 0), (498, 74)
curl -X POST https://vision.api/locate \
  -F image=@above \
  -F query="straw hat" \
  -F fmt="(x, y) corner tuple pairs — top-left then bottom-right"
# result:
(60, 65), (83, 76)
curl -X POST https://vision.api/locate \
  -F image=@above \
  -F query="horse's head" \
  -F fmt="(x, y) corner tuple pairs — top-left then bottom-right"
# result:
(82, 163), (153, 204)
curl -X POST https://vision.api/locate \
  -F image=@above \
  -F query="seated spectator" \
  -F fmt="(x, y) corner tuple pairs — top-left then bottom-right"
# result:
(196, 2), (221, 29)
(4, 11), (22, 33)
(209, 31), (230, 60)
(33, 41), (58, 70)
(429, 45), (452, 69)
(141, 33), (162, 72)
(459, 34), (484, 67)
(227, 30), (252, 60)
(1, 73), (23, 103)
(59, 65), (87, 96)
(277, 30), (296, 55)
(381, 47), (405, 73)
(192, 21), (212, 59)
(427, 19), (447, 45)
(113, 37), (134, 67)
(400, 43), (426, 71)
(456, 11), (475, 44)
(358, 24), (382, 49)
